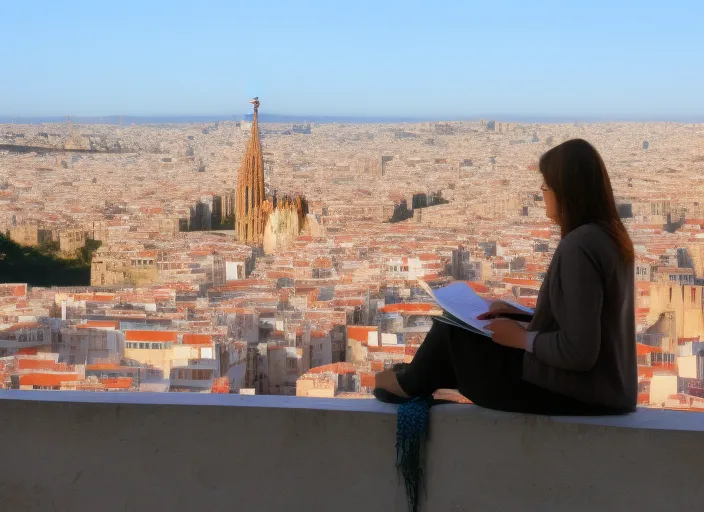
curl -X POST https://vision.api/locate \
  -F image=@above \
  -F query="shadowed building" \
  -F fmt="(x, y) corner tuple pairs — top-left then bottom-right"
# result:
(9, 224), (53, 247)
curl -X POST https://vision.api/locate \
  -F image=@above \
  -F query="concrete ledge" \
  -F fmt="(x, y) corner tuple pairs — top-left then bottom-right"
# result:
(1, 391), (703, 512)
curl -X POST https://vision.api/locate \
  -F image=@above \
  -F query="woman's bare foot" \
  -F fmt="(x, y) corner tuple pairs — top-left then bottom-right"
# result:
(374, 369), (409, 398)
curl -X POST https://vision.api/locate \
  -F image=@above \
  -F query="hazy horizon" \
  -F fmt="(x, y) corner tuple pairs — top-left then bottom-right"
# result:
(2, 112), (703, 125)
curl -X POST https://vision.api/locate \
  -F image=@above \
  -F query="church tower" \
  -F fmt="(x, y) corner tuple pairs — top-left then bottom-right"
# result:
(235, 97), (267, 244)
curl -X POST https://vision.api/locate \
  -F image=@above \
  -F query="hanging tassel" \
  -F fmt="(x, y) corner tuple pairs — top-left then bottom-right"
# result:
(396, 397), (431, 512)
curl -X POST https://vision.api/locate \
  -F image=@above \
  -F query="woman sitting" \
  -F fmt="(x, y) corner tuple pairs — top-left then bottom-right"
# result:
(375, 138), (637, 415)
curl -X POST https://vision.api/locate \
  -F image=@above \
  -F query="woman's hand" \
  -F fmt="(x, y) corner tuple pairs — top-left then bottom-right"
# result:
(477, 301), (525, 320)
(485, 318), (527, 349)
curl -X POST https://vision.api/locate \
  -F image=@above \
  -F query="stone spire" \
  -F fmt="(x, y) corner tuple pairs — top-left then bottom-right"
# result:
(235, 98), (267, 244)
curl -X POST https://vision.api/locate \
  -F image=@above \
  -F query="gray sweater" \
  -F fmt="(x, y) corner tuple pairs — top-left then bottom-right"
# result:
(522, 223), (637, 411)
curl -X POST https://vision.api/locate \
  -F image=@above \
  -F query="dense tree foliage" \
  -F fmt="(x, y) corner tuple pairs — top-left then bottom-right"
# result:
(0, 234), (101, 286)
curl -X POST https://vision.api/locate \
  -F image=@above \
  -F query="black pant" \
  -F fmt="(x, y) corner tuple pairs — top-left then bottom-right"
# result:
(396, 319), (623, 415)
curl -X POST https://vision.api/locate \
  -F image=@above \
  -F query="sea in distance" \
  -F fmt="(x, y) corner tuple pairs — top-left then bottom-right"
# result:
(1, 113), (702, 125)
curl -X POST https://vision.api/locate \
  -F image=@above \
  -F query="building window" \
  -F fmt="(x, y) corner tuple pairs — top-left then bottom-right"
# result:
(139, 342), (148, 349)
(692, 287), (697, 304)
(151, 343), (161, 350)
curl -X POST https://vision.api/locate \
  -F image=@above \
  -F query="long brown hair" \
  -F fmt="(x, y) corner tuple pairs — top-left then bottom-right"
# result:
(539, 138), (634, 264)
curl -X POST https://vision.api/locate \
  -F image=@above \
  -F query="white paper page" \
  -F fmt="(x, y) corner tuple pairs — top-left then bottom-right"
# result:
(492, 299), (535, 315)
(433, 282), (492, 334)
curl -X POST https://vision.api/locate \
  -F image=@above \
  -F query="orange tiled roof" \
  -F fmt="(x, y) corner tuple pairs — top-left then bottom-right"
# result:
(86, 363), (137, 372)
(360, 372), (375, 388)
(309, 362), (356, 375)
(347, 326), (377, 342)
(100, 377), (133, 389)
(211, 376), (229, 394)
(125, 330), (178, 342)
(312, 257), (333, 268)
(0, 284), (26, 297)
(17, 359), (63, 371)
(19, 373), (78, 387)
(525, 263), (545, 272)
(464, 282), (490, 294)
(503, 277), (541, 287)
(182, 333), (212, 345)
(636, 343), (663, 356)
(78, 320), (120, 330)
(86, 363), (118, 370)
(73, 293), (116, 302)
(678, 337), (700, 344)
(517, 297), (538, 308)
(379, 303), (437, 314)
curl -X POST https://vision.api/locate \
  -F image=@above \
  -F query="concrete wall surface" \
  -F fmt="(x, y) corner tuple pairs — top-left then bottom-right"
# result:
(1, 391), (704, 512)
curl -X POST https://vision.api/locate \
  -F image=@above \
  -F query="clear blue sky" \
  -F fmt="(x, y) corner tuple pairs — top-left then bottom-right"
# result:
(2, 0), (702, 119)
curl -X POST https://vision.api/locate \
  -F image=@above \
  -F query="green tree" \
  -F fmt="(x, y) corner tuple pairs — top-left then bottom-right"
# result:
(0, 234), (90, 286)
(76, 239), (102, 265)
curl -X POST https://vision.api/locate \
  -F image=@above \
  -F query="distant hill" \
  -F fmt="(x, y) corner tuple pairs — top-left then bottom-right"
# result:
(0, 234), (95, 287)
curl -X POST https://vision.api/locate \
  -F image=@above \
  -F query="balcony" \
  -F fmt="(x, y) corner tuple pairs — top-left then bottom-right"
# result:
(185, 358), (218, 367)
(1, 391), (703, 511)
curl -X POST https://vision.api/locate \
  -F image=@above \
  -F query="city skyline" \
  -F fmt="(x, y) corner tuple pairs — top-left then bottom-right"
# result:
(2, 113), (704, 408)
(2, 0), (703, 119)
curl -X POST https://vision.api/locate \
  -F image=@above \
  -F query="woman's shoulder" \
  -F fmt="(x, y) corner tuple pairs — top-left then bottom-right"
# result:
(557, 223), (618, 260)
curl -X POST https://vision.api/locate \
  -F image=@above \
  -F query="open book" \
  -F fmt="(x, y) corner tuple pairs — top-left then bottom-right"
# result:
(417, 280), (534, 337)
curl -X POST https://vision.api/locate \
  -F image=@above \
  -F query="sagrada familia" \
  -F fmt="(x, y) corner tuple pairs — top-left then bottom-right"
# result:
(235, 98), (313, 254)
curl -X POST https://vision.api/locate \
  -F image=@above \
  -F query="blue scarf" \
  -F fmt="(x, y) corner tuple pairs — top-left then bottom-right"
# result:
(396, 397), (432, 512)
